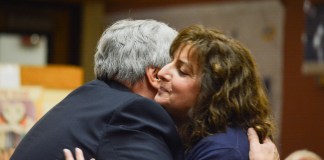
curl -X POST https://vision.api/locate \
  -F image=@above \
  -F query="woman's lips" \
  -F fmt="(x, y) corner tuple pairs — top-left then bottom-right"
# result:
(159, 85), (171, 93)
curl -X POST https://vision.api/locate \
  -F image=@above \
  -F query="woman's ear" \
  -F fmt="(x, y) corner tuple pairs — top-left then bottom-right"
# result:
(145, 66), (160, 90)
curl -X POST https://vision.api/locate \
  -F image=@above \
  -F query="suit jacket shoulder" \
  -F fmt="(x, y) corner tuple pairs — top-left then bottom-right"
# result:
(11, 80), (184, 160)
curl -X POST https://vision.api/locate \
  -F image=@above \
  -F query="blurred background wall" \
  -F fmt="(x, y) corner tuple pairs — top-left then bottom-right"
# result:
(0, 0), (323, 158)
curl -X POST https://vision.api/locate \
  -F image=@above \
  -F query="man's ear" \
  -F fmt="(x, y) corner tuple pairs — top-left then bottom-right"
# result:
(145, 66), (160, 90)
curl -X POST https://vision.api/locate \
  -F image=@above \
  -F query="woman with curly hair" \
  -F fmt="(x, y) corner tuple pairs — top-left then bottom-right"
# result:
(154, 25), (275, 159)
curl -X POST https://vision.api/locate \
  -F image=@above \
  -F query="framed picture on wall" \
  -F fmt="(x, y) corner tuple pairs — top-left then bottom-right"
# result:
(0, 1), (81, 65)
(303, 2), (324, 74)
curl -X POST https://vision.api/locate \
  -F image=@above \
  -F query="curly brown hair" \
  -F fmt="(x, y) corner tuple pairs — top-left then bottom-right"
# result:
(170, 25), (275, 151)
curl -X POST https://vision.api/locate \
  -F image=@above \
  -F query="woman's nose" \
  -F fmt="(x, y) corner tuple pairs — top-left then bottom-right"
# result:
(158, 64), (172, 81)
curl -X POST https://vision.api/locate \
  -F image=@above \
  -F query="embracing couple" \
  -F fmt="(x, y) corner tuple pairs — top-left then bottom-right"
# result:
(11, 19), (279, 160)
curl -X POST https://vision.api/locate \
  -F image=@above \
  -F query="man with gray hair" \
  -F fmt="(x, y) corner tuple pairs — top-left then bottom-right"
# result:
(12, 19), (182, 160)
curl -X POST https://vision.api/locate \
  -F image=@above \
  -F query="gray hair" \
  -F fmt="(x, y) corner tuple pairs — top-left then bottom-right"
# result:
(94, 19), (178, 85)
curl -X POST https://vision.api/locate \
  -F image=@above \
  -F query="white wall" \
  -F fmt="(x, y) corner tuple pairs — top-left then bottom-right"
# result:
(0, 33), (48, 65)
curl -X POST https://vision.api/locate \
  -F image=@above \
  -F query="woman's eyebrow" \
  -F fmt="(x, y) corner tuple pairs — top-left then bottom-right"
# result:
(177, 58), (193, 71)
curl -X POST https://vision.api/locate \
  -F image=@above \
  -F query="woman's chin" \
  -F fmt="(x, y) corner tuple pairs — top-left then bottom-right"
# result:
(154, 96), (169, 106)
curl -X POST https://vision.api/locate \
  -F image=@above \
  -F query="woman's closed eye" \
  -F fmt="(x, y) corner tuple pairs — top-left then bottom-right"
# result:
(178, 69), (187, 76)
(178, 68), (190, 76)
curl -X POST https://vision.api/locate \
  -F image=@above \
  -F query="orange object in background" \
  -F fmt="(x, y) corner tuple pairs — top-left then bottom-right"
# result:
(20, 64), (84, 119)
(20, 65), (84, 90)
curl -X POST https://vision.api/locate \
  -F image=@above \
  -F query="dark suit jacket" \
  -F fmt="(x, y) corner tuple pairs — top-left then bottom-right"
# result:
(11, 80), (184, 160)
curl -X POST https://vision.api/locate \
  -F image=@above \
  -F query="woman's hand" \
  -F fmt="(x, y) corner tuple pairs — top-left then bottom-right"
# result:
(248, 128), (280, 160)
(63, 148), (95, 160)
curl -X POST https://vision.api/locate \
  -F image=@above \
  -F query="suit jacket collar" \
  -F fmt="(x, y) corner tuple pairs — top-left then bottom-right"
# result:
(93, 79), (131, 92)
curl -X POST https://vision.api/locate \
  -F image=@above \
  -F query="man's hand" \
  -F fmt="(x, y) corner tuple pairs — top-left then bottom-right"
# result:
(248, 128), (280, 160)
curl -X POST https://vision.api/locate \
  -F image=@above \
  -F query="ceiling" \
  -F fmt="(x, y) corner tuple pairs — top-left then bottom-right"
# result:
(103, 0), (228, 12)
